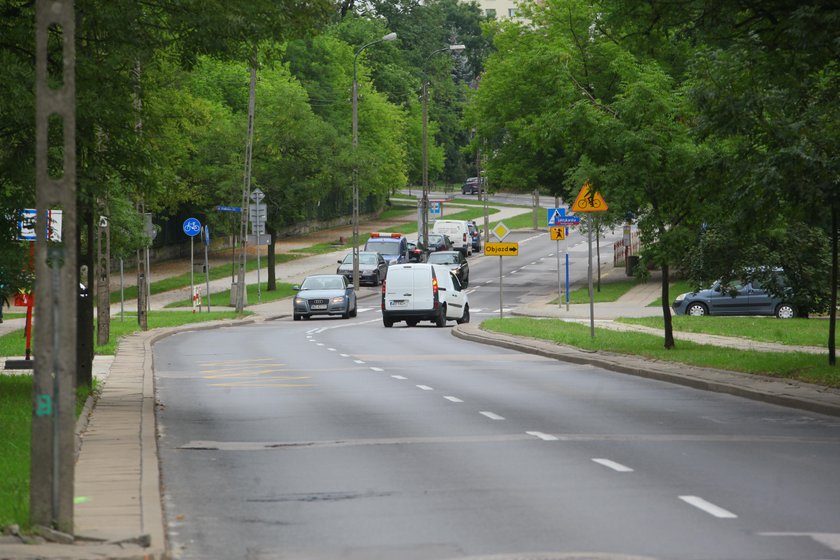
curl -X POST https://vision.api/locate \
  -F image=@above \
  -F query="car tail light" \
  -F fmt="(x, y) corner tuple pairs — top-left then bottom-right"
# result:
(463, 233), (467, 242)
(381, 280), (386, 310)
(432, 275), (439, 308)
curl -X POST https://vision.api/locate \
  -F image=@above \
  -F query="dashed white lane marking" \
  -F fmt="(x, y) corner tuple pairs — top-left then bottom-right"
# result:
(511, 270), (518, 274)
(592, 458), (634, 472)
(526, 431), (558, 441)
(759, 532), (840, 552)
(480, 411), (505, 420)
(416, 385), (433, 391)
(340, 354), (349, 357)
(370, 367), (384, 372)
(391, 375), (407, 380)
(316, 343), (324, 346)
(327, 348), (336, 352)
(679, 496), (737, 519)
(307, 339), (316, 343)
(444, 396), (463, 403)
(354, 360), (365, 364)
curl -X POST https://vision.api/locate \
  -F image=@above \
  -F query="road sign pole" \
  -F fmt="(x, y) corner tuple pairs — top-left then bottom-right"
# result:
(499, 256), (503, 319)
(556, 239), (562, 310)
(190, 235), (195, 312)
(565, 251), (570, 310)
(587, 218), (595, 338)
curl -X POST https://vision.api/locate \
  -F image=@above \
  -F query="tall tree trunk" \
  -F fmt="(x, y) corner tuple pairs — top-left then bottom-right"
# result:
(662, 263), (675, 349)
(267, 227), (276, 292)
(829, 203), (837, 366)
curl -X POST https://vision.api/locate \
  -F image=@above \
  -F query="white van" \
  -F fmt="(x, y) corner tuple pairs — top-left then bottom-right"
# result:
(431, 219), (471, 256)
(381, 263), (470, 327)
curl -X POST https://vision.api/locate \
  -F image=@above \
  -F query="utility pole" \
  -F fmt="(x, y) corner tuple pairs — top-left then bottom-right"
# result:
(32, 0), (76, 532)
(236, 60), (257, 312)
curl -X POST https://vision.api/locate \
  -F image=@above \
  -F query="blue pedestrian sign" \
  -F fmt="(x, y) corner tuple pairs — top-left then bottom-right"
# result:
(183, 217), (201, 237)
(547, 208), (580, 226)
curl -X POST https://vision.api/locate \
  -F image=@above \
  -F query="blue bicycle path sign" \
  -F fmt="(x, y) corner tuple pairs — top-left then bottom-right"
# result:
(183, 217), (202, 237)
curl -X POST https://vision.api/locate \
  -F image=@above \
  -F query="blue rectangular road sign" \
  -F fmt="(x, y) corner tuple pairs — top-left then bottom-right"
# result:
(547, 208), (580, 226)
(215, 205), (242, 213)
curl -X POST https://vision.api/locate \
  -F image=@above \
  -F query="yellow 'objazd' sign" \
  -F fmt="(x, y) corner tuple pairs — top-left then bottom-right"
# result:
(485, 242), (519, 256)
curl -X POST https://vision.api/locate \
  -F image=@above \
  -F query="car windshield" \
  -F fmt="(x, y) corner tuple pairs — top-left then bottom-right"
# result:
(429, 253), (458, 265)
(302, 277), (344, 290)
(366, 240), (399, 256)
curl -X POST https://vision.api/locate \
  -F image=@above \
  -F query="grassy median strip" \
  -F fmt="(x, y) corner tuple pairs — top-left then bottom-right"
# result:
(164, 282), (297, 308)
(111, 253), (302, 304)
(617, 316), (829, 348)
(481, 317), (839, 387)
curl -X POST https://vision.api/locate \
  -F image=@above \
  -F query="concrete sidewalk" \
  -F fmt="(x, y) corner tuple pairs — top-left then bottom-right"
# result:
(3, 204), (840, 559)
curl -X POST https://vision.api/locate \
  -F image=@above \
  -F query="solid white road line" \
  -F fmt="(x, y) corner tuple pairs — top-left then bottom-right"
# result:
(679, 496), (738, 519)
(480, 411), (505, 420)
(391, 375), (407, 380)
(370, 367), (384, 372)
(416, 385), (433, 391)
(444, 396), (463, 403)
(526, 431), (558, 441)
(592, 458), (634, 472)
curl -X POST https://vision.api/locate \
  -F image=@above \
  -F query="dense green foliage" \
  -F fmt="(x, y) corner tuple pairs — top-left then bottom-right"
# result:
(466, 0), (839, 357)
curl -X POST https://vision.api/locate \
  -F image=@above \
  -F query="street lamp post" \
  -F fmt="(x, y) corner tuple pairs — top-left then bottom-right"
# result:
(352, 32), (396, 291)
(421, 44), (465, 260)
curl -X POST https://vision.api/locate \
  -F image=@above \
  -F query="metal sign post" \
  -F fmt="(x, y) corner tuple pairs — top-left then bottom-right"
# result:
(203, 225), (211, 312)
(183, 217), (201, 313)
(570, 182), (609, 338)
(250, 188), (265, 304)
(490, 222), (512, 319)
(548, 208), (579, 312)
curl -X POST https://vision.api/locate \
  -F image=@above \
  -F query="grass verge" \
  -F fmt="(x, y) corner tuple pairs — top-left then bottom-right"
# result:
(0, 376), (96, 529)
(0, 309), (248, 528)
(481, 317), (840, 387)
(617, 316), (829, 348)
(165, 282), (297, 308)
(111, 253), (303, 304)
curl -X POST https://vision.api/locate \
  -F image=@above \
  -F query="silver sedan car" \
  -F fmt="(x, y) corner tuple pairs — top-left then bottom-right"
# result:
(293, 274), (357, 320)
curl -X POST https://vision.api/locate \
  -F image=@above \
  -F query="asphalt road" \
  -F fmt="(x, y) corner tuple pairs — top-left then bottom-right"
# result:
(153, 231), (840, 560)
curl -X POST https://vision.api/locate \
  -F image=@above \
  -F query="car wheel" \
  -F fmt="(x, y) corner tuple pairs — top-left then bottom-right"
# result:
(293, 314), (301, 321)
(462, 275), (469, 287)
(350, 301), (358, 317)
(383, 317), (394, 328)
(686, 302), (708, 316)
(456, 304), (470, 324)
(406, 319), (418, 327)
(775, 303), (796, 319)
(373, 272), (380, 286)
(302, 315), (310, 320)
(435, 304), (447, 327)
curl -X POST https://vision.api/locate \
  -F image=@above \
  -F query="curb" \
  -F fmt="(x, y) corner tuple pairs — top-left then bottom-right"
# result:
(452, 323), (840, 418)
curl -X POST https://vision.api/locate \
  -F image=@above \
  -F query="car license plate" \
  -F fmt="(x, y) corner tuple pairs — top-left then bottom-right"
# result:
(390, 300), (407, 307)
(311, 304), (327, 310)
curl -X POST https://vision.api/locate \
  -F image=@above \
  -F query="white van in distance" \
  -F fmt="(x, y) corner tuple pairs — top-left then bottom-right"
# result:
(381, 263), (470, 327)
(431, 219), (472, 256)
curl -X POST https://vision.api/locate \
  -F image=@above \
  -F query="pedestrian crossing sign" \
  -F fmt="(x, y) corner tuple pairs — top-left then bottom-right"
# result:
(548, 208), (564, 226)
